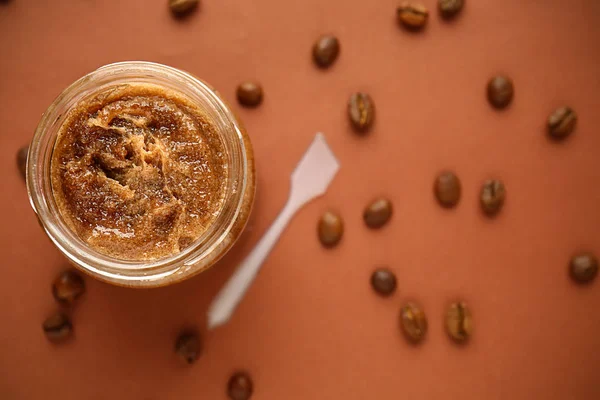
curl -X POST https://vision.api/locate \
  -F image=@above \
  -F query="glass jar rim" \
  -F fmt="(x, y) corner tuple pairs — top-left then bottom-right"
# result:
(27, 61), (253, 287)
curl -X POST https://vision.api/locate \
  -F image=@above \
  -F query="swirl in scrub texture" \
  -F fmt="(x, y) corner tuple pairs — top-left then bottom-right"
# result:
(51, 84), (228, 261)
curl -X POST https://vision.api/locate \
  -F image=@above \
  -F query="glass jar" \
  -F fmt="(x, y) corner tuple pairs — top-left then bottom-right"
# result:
(27, 62), (255, 288)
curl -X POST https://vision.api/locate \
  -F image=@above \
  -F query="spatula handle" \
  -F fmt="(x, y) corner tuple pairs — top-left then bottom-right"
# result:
(207, 198), (296, 329)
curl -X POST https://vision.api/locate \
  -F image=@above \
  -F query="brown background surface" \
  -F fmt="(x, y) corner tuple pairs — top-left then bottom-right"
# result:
(1, 0), (600, 398)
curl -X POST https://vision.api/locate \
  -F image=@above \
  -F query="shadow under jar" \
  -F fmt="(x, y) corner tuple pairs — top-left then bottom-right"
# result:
(27, 62), (255, 288)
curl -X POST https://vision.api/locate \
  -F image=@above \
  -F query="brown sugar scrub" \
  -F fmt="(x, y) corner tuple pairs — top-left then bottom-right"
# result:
(51, 84), (229, 260)
(29, 62), (254, 287)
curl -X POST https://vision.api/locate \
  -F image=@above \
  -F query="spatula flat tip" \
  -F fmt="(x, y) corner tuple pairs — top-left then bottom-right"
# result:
(291, 133), (340, 195)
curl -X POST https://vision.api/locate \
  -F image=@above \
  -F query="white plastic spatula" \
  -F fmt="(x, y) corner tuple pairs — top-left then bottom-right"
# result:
(207, 133), (340, 330)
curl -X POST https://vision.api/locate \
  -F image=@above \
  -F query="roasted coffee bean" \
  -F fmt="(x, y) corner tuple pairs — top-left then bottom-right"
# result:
(438, 0), (464, 18)
(363, 198), (392, 229)
(370, 268), (397, 296)
(570, 253), (598, 284)
(312, 35), (340, 68)
(397, 2), (429, 29)
(317, 211), (344, 248)
(228, 371), (253, 400)
(175, 331), (202, 364)
(16, 145), (28, 180)
(480, 179), (506, 216)
(236, 82), (263, 108)
(487, 75), (514, 109)
(169, 0), (198, 16)
(348, 92), (375, 132)
(547, 107), (577, 139)
(52, 269), (85, 306)
(400, 302), (427, 343)
(445, 301), (472, 343)
(42, 312), (72, 343)
(434, 171), (461, 208)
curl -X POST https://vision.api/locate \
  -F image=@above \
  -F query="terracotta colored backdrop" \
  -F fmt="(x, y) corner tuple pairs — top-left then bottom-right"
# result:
(1, 0), (599, 398)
